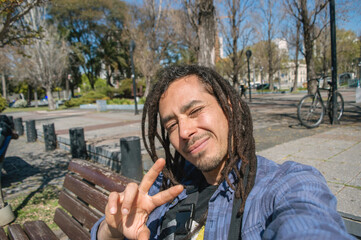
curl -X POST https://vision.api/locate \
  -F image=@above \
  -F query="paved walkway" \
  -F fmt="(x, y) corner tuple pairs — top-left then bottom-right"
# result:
(2, 89), (360, 226)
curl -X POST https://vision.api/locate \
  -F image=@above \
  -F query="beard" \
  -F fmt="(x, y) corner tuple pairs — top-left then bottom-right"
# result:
(180, 132), (228, 173)
(187, 143), (227, 173)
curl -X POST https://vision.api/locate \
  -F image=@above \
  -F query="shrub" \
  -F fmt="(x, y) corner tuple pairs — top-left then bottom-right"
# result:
(64, 91), (108, 108)
(13, 99), (28, 108)
(107, 98), (134, 105)
(138, 97), (146, 104)
(0, 94), (7, 112)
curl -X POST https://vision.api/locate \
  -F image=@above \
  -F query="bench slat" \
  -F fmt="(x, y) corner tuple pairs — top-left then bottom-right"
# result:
(58, 190), (102, 230)
(69, 159), (136, 192)
(54, 208), (90, 240)
(0, 227), (8, 240)
(63, 174), (108, 213)
(7, 224), (29, 240)
(22, 221), (58, 240)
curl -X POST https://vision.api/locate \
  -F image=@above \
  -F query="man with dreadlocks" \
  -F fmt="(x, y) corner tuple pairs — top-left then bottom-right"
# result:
(92, 65), (353, 240)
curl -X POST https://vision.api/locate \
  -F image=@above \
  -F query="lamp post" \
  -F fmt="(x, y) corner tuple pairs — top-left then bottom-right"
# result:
(260, 66), (264, 94)
(246, 50), (252, 102)
(329, 0), (338, 124)
(130, 40), (139, 115)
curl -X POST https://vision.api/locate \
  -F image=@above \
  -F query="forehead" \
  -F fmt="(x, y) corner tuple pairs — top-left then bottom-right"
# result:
(160, 75), (209, 99)
(158, 75), (212, 115)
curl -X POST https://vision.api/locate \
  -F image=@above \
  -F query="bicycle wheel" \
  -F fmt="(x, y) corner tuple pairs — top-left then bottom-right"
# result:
(328, 91), (344, 121)
(297, 94), (325, 128)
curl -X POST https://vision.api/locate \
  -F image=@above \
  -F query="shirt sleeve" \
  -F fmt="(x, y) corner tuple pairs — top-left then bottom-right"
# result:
(90, 216), (105, 240)
(262, 162), (355, 240)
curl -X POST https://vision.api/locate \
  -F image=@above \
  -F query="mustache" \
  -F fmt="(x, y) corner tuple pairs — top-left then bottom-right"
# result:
(182, 132), (212, 152)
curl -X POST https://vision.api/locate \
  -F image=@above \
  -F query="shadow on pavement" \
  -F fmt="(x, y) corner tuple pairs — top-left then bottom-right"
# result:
(2, 151), (71, 217)
(2, 157), (40, 188)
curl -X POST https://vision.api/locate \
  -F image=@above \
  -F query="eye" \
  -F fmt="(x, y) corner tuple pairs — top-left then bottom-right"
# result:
(166, 121), (177, 132)
(189, 106), (204, 117)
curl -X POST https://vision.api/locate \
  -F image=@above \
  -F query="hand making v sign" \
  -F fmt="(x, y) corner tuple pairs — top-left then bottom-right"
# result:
(99, 158), (184, 240)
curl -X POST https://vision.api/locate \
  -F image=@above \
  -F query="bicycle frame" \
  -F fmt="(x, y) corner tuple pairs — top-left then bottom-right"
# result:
(297, 76), (344, 128)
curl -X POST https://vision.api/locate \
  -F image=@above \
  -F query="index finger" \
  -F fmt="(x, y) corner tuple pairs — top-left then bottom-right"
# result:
(139, 158), (166, 193)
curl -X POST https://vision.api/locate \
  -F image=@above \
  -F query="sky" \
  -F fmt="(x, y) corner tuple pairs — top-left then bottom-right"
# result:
(338, 8), (361, 35)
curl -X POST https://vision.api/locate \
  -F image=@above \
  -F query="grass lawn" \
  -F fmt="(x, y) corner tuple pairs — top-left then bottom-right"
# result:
(3, 105), (68, 113)
(7, 185), (61, 230)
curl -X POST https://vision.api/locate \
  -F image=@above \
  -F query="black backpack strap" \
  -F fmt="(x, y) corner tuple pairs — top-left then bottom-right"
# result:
(174, 185), (199, 239)
(227, 164), (250, 240)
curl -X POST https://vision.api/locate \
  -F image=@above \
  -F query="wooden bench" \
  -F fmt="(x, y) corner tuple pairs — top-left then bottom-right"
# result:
(0, 159), (136, 240)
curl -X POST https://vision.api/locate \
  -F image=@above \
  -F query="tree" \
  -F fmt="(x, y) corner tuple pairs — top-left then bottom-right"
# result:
(284, 0), (329, 94)
(217, 0), (253, 90)
(14, 6), (68, 110)
(0, 47), (13, 100)
(167, 8), (198, 65)
(256, 0), (284, 91)
(335, 29), (361, 75)
(50, 0), (128, 90)
(0, 0), (46, 47)
(314, 8), (331, 81)
(183, 0), (216, 68)
(282, 9), (302, 92)
(126, 0), (173, 97)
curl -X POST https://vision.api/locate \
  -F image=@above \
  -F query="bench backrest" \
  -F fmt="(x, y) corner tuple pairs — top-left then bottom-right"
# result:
(54, 159), (136, 240)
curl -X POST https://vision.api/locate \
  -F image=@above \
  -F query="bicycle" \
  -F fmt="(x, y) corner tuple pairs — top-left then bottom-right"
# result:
(297, 77), (344, 128)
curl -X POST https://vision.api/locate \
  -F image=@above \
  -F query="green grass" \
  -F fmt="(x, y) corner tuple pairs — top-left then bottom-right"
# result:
(7, 185), (61, 230)
(3, 105), (68, 113)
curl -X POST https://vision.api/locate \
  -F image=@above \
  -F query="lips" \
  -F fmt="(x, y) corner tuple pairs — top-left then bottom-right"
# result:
(187, 135), (210, 154)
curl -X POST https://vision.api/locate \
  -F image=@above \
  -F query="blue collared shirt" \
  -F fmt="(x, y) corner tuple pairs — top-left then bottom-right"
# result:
(91, 156), (354, 239)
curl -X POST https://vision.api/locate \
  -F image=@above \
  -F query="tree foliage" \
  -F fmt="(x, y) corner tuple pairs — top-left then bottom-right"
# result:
(0, 0), (47, 47)
(50, 0), (129, 89)
(13, 6), (69, 110)
(127, 0), (174, 97)
(217, 0), (253, 90)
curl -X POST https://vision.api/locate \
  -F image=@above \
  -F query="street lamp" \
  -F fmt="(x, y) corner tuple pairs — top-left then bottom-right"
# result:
(329, 0), (338, 125)
(260, 66), (264, 94)
(246, 50), (252, 102)
(130, 40), (139, 115)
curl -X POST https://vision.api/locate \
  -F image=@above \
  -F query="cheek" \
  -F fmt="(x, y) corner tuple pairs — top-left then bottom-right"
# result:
(168, 134), (180, 150)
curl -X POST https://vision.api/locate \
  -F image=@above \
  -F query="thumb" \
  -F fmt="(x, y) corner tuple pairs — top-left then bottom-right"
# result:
(137, 225), (150, 240)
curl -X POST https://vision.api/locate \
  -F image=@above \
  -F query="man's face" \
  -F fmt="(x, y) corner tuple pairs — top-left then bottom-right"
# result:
(159, 75), (229, 174)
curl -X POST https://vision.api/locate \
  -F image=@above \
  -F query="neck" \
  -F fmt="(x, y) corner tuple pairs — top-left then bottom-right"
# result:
(202, 160), (226, 185)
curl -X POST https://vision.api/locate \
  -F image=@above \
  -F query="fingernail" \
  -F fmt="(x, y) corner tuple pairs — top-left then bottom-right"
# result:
(122, 208), (129, 215)
(110, 207), (117, 214)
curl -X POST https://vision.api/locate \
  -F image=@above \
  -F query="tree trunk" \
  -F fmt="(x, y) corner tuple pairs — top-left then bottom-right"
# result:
(27, 85), (33, 105)
(300, 0), (317, 94)
(34, 90), (38, 108)
(144, 75), (152, 98)
(65, 75), (70, 100)
(233, 73), (240, 92)
(292, 21), (301, 92)
(46, 87), (55, 110)
(1, 72), (6, 100)
(267, 31), (274, 91)
(197, 0), (216, 68)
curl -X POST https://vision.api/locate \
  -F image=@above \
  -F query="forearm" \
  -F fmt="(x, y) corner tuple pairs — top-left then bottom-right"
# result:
(97, 220), (124, 240)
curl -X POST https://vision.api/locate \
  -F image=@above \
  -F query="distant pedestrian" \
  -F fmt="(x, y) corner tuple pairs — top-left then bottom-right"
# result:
(240, 84), (246, 98)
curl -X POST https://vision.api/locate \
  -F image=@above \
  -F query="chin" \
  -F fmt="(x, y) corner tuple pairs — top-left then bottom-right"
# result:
(194, 157), (224, 173)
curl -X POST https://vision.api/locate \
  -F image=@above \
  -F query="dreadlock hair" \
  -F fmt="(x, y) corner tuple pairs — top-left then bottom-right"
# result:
(141, 64), (257, 215)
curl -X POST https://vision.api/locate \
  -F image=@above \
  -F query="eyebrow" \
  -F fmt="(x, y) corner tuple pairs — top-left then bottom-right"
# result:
(161, 100), (203, 125)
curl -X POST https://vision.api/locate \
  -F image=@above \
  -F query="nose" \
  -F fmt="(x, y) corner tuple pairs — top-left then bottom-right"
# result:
(178, 118), (196, 140)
